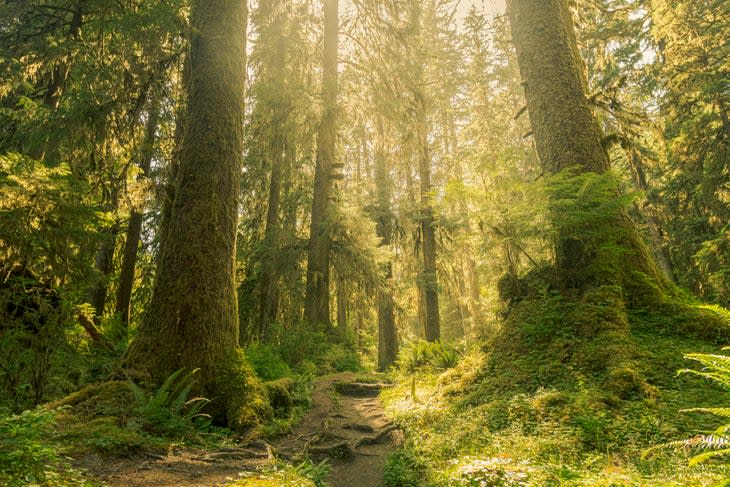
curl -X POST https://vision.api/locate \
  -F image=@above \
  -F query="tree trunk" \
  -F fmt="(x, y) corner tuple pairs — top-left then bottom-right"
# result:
(258, 136), (284, 338)
(508, 0), (669, 297)
(158, 54), (191, 256)
(125, 0), (261, 429)
(115, 94), (161, 331)
(304, 0), (339, 330)
(336, 273), (347, 329)
(374, 125), (398, 370)
(88, 228), (117, 319)
(417, 97), (441, 342)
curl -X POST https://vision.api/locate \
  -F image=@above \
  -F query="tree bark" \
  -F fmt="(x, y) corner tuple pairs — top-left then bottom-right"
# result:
(258, 136), (284, 338)
(125, 0), (260, 429)
(508, 0), (669, 297)
(336, 272), (347, 330)
(115, 94), (161, 330)
(304, 0), (339, 330)
(374, 124), (398, 370)
(416, 95), (441, 342)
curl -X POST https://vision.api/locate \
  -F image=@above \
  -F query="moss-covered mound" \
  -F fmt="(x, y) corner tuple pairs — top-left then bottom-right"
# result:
(382, 267), (730, 485)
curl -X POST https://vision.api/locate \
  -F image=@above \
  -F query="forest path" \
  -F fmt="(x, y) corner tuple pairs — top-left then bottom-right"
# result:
(274, 371), (401, 487)
(81, 372), (399, 486)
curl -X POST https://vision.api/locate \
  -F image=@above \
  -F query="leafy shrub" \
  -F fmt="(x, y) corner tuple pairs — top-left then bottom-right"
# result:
(384, 449), (428, 487)
(294, 459), (331, 487)
(257, 323), (360, 374)
(0, 407), (90, 486)
(246, 343), (293, 381)
(317, 342), (361, 373)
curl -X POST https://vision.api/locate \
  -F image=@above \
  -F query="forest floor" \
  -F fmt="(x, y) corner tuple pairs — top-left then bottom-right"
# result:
(78, 371), (400, 486)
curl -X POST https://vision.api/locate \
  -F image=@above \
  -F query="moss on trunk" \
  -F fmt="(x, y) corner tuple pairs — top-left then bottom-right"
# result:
(124, 0), (268, 430)
(503, 0), (730, 395)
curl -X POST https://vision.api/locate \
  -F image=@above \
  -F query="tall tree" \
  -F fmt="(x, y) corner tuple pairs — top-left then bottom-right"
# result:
(507, 0), (668, 293)
(409, 3), (441, 342)
(373, 121), (398, 369)
(304, 0), (339, 329)
(125, 0), (262, 428)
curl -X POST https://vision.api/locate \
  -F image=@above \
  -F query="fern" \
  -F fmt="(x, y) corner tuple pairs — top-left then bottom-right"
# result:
(397, 340), (461, 372)
(126, 368), (210, 438)
(649, 349), (730, 469)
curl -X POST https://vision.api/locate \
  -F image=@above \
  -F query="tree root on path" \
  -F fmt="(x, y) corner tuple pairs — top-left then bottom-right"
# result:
(194, 442), (274, 462)
(305, 424), (398, 459)
(353, 424), (398, 449)
(334, 382), (393, 397)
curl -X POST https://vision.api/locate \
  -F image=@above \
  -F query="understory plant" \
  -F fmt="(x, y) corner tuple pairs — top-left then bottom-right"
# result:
(0, 407), (91, 486)
(127, 368), (210, 438)
(397, 340), (460, 373)
(655, 349), (730, 467)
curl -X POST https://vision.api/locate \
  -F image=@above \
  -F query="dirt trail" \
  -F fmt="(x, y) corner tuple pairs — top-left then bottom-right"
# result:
(82, 372), (399, 486)
(274, 372), (401, 487)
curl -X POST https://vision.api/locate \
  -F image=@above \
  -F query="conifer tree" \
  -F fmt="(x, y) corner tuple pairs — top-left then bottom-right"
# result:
(125, 0), (264, 428)
(304, 0), (340, 330)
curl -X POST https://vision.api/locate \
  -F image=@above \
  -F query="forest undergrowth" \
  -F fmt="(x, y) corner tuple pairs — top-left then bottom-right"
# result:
(0, 325), (361, 486)
(381, 294), (730, 486)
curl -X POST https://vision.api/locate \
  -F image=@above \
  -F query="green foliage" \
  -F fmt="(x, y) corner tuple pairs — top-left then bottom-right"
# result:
(127, 368), (210, 438)
(0, 154), (105, 411)
(651, 349), (730, 468)
(294, 459), (331, 487)
(384, 449), (429, 487)
(0, 153), (105, 280)
(262, 323), (361, 374)
(0, 408), (91, 486)
(397, 340), (460, 373)
(381, 295), (730, 485)
(246, 343), (293, 381)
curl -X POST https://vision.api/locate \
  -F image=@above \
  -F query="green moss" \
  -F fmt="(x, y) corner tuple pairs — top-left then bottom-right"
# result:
(49, 381), (134, 418)
(604, 366), (655, 400)
(54, 414), (153, 455)
(214, 348), (272, 433)
(264, 377), (295, 411)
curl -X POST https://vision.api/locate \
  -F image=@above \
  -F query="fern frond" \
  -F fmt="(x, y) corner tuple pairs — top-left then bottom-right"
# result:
(680, 408), (730, 419)
(683, 353), (730, 373)
(679, 369), (730, 389)
(156, 368), (186, 398)
(688, 448), (730, 467)
(687, 434), (730, 449)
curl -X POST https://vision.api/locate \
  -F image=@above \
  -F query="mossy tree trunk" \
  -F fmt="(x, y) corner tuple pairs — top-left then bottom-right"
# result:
(374, 122), (398, 370)
(416, 92), (441, 342)
(125, 0), (265, 429)
(507, 0), (669, 297)
(304, 0), (339, 330)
